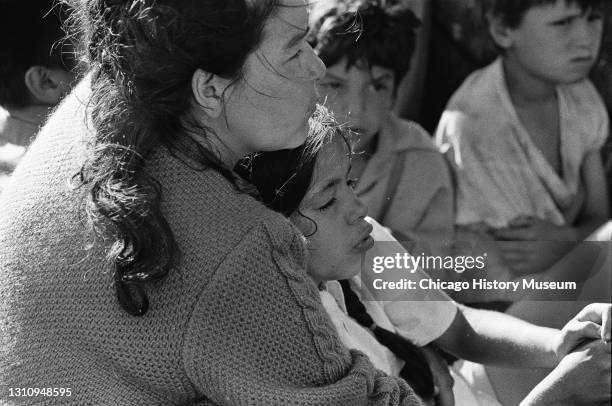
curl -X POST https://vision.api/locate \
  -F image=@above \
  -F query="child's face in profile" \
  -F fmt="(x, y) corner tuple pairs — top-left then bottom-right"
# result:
(317, 58), (395, 142)
(503, 1), (603, 84)
(289, 136), (374, 285)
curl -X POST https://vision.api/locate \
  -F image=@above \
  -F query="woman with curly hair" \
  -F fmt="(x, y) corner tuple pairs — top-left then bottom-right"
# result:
(0, 1), (421, 404)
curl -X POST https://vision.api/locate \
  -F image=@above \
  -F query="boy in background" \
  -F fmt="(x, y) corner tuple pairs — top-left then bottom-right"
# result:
(436, 1), (610, 403)
(0, 0), (77, 192)
(436, 0), (609, 276)
(309, 0), (455, 251)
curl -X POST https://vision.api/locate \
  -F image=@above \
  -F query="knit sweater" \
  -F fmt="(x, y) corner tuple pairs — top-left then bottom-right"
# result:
(0, 78), (422, 405)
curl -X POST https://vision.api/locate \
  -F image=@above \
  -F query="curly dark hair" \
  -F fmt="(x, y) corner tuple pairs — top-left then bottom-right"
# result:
(65, 0), (278, 316)
(484, 0), (605, 28)
(308, 0), (421, 87)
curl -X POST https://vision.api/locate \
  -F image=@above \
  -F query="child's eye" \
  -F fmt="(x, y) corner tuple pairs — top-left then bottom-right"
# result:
(588, 12), (603, 22)
(552, 17), (573, 26)
(318, 198), (336, 211)
(347, 178), (358, 189)
(321, 81), (341, 90)
(372, 83), (389, 92)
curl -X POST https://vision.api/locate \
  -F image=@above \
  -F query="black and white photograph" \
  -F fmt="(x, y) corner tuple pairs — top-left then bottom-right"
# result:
(1, 0), (611, 404)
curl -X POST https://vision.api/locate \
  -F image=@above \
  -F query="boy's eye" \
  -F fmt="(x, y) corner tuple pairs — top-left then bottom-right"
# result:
(321, 81), (341, 90)
(588, 11), (603, 22)
(372, 83), (389, 92)
(318, 198), (336, 211)
(552, 16), (574, 26)
(347, 178), (358, 189)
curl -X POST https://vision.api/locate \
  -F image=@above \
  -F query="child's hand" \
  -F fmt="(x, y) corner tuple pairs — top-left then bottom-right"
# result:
(553, 303), (612, 359)
(523, 339), (611, 406)
(493, 216), (576, 275)
(494, 216), (576, 241)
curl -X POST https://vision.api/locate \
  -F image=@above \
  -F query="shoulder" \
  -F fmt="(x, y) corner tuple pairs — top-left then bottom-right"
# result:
(563, 79), (607, 108)
(437, 60), (510, 145)
(558, 79), (609, 150)
(561, 79), (609, 131)
(388, 115), (437, 152)
(386, 117), (449, 174)
(445, 59), (503, 115)
(148, 152), (306, 282)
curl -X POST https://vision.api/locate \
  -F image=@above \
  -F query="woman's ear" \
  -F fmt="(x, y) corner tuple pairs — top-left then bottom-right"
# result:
(488, 16), (514, 50)
(191, 69), (230, 119)
(24, 66), (72, 106)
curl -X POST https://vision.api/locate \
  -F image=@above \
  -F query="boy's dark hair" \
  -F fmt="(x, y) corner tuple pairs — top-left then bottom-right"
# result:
(485, 0), (605, 28)
(309, 0), (420, 87)
(0, 0), (76, 108)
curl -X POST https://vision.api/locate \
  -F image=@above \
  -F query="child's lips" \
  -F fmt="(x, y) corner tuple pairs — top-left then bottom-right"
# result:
(354, 235), (374, 252)
(353, 223), (374, 252)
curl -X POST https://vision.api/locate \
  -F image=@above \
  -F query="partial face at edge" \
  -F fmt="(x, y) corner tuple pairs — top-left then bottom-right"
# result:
(290, 135), (374, 285)
(502, 1), (603, 84)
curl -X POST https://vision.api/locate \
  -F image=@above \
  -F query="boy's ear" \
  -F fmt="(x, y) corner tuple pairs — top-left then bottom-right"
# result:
(488, 16), (514, 50)
(24, 66), (72, 106)
(191, 69), (231, 119)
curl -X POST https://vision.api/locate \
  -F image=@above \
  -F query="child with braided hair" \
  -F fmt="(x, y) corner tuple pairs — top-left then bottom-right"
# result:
(238, 116), (612, 406)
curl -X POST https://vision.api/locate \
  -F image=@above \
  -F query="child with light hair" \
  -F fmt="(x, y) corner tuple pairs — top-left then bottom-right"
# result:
(436, 0), (609, 277)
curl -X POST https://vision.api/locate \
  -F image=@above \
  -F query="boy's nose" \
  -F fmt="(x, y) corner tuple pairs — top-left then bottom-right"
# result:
(571, 18), (599, 48)
(348, 95), (367, 117)
(345, 100), (368, 131)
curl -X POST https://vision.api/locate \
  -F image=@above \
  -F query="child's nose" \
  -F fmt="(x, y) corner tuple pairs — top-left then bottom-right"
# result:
(572, 18), (599, 48)
(348, 193), (368, 224)
(348, 94), (367, 118)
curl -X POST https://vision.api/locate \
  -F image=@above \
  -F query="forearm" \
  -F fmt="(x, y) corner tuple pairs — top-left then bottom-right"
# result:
(436, 305), (560, 368)
(520, 371), (575, 406)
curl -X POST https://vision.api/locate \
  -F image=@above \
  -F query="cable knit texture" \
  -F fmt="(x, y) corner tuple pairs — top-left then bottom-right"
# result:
(0, 78), (422, 406)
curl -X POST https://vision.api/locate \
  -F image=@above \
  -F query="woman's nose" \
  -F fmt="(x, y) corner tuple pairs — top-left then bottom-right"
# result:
(305, 48), (326, 80)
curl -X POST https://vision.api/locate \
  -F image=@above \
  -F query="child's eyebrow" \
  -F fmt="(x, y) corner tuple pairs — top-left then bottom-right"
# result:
(371, 73), (393, 82)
